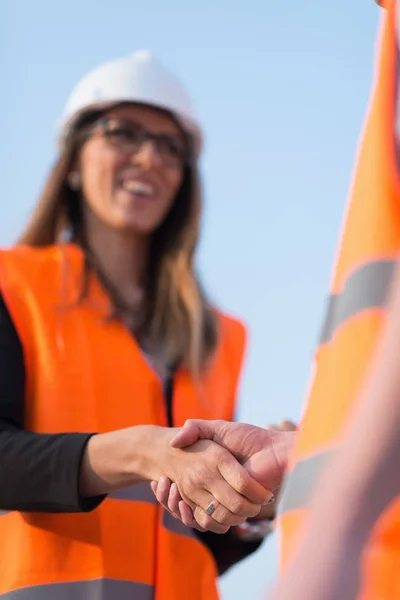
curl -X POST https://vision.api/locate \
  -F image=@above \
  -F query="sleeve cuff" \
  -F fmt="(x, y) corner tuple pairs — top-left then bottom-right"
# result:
(70, 433), (107, 512)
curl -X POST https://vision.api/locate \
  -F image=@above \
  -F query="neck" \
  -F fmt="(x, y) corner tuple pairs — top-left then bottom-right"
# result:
(83, 216), (150, 310)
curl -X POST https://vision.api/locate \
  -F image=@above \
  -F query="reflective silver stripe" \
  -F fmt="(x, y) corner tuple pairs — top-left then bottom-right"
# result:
(278, 451), (363, 599)
(319, 259), (396, 344)
(286, 259), (398, 510)
(163, 510), (196, 539)
(0, 579), (154, 599)
(278, 450), (332, 515)
(109, 482), (156, 504)
(0, 511), (9, 517)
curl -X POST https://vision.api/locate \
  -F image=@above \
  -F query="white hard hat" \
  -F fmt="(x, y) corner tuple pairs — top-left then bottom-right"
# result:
(58, 50), (202, 156)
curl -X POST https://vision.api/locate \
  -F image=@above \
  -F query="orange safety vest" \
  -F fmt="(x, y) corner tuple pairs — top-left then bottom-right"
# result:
(0, 243), (247, 600)
(278, 1), (400, 598)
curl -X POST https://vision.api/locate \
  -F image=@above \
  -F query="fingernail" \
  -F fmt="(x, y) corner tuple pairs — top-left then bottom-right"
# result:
(263, 492), (275, 505)
(158, 477), (167, 491)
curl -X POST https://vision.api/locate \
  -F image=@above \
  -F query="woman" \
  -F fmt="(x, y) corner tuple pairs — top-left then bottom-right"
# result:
(0, 50), (272, 600)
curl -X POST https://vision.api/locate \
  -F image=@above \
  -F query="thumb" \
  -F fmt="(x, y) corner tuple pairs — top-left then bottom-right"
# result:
(274, 431), (296, 470)
(170, 419), (219, 448)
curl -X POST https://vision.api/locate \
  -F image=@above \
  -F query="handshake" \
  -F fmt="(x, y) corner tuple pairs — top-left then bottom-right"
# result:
(150, 419), (297, 534)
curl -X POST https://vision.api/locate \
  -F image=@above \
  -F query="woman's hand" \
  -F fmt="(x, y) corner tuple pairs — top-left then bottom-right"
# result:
(149, 428), (273, 534)
(151, 420), (297, 531)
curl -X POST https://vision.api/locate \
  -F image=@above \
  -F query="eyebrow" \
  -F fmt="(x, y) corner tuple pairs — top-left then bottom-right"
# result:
(106, 115), (183, 137)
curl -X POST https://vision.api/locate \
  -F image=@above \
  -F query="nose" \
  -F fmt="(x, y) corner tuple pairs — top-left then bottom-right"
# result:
(131, 140), (162, 169)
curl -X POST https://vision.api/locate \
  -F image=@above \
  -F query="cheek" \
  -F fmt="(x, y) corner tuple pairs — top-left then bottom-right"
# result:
(163, 170), (183, 207)
(79, 145), (120, 214)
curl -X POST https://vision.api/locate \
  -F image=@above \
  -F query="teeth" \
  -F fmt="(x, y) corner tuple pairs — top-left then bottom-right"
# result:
(122, 180), (153, 195)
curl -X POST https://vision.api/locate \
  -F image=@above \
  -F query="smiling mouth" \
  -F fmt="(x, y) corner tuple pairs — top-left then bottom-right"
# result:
(120, 180), (155, 198)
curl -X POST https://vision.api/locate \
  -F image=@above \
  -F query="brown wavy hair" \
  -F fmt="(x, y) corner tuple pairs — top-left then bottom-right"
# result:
(19, 108), (218, 377)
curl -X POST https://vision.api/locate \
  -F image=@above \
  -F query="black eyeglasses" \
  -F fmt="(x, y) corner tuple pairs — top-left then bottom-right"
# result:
(82, 117), (191, 169)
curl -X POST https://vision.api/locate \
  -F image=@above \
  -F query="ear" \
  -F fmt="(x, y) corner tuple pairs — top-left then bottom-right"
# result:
(67, 170), (82, 191)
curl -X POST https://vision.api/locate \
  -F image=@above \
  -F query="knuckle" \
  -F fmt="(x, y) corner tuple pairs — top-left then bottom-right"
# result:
(248, 503), (262, 518)
(193, 464), (211, 485)
(229, 497), (249, 516)
(214, 506), (231, 525)
(212, 445), (227, 461)
(205, 516), (228, 534)
(193, 507), (208, 529)
(217, 508), (242, 527)
(181, 475), (195, 494)
(233, 470), (251, 495)
(193, 508), (224, 534)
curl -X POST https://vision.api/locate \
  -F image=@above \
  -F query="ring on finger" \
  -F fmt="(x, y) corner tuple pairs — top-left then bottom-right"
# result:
(205, 497), (220, 516)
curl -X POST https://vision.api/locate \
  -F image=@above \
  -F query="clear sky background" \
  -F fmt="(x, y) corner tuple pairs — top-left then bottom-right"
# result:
(1, 0), (381, 597)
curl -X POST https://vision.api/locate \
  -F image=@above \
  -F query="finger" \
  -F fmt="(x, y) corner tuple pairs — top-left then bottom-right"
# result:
(154, 477), (172, 509)
(266, 421), (297, 432)
(266, 424), (280, 431)
(219, 459), (274, 506)
(170, 419), (222, 448)
(273, 431), (296, 471)
(192, 502), (231, 534)
(178, 500), (206, 532)
(179, 486), (237, 531)
(278, 420), (297, 431)
(190, 487), (258, 527)
(150, 481), (157, 495)
(167, 482), (182, 519)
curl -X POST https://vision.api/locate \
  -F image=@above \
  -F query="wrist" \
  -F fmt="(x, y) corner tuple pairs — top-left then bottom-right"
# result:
(79, 425), (173, 496)
(129, 425), (177, 482)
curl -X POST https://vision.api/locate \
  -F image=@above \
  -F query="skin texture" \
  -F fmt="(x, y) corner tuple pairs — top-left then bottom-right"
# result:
(79, 104), (184, 235)
(72, 103), (272, 531)
(151, 420), (297, 531)
(72, 104), (185, 315)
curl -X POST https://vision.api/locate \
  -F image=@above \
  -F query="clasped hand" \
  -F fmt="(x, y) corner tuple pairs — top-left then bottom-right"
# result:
(151, 420), (296, 533)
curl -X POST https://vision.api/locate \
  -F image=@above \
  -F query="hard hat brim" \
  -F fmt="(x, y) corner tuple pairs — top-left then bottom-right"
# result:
(58, 100), (203, 158)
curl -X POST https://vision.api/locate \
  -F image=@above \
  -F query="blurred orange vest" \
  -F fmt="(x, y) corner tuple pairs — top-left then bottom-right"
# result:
(0, 243), (246, 600)
(278, 2), (400, 598)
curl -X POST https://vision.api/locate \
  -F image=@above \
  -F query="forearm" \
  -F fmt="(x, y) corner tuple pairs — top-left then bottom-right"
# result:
(80, 425), (175, 497)
(0, 420), (175, 512)
(0, 423), (104, 513)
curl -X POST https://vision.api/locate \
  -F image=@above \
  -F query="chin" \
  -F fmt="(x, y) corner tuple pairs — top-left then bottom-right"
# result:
(115, 219), (162, 236)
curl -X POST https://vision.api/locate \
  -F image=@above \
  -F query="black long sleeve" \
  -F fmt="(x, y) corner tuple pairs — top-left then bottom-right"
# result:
(0, 294), (104, 513)
(0, 293), (262, 573)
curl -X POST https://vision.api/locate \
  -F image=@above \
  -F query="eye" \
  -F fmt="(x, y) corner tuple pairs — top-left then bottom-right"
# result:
(159, 136), (186, 160)
(106, 126), (139, 144)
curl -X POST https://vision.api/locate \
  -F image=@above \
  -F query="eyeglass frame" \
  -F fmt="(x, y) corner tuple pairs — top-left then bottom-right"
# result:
(77, 116), (194, 169)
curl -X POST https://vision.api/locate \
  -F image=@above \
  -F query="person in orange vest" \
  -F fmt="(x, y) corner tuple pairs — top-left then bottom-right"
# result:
(157, 1), (400, 598)
(0, 49), (280, 600)
(264, 258), (400, 598)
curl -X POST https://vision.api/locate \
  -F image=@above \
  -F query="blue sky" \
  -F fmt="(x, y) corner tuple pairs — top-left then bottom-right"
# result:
(1, 0), (381, 597)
